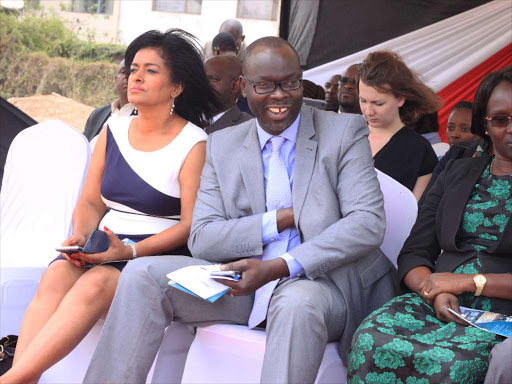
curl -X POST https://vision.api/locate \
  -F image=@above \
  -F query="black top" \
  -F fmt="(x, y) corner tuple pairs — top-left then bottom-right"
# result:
(373, 126), (438, 191)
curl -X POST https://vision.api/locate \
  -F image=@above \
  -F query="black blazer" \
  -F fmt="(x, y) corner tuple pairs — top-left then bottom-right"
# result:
(205, 104), (253, 135)
(398, 155), (512, 285)
(418, 139), (481, 207)
(83, 104), (111, 141)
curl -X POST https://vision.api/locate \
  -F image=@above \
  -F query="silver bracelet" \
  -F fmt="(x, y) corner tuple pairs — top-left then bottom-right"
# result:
(129, 243), (137, 259)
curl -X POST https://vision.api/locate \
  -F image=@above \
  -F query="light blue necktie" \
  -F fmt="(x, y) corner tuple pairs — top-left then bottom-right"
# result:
(248, 136), (292, 328)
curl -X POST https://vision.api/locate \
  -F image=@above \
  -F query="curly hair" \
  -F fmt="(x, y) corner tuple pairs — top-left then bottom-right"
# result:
(124, 29), (222, 126)
(471, 67), (512, 152)
(357, 51), (441, 126)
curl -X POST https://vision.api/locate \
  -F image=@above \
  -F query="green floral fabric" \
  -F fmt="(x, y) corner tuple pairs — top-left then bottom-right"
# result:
(458, 162), (512, 252)
(347, 161), (511, 383)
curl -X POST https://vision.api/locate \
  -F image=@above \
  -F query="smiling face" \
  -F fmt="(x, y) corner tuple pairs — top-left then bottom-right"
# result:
(359, 81), (404, 129)
(486, 81), (512, 162)
(241, 46), (303, 134)
(128, 48), (180, 109)
(446, 108), (474, 145)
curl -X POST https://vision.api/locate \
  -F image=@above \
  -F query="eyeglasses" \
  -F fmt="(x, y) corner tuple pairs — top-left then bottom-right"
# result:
(484, 115), (512, 128)
(242, 76), (302, 94)
(338, 77), (356, 86)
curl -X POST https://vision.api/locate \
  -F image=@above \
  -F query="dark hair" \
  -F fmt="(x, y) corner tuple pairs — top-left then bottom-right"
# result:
(212, 32), (237, 52)
(413, 112), (439, 134)
(357, 51), (441, 126)
(125, 29), (222, 126)
(302, 79), (325, 100)
(471, 67), (512, 151)
(242, 36), (299, 74)
(452, 101), (473, 111)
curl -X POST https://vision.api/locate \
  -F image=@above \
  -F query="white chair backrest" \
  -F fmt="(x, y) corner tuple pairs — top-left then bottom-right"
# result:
(432, 142), (450, 159)
(89, 135), (99, 152)
(0, 120), (91, 267)
(376, 169), (418, 267)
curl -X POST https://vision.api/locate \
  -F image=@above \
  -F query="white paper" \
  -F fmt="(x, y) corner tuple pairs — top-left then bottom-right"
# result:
(166, 265), (229, 300)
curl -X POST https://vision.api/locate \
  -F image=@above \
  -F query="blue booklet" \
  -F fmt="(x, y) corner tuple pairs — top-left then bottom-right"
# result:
(445, 306), (512, 337)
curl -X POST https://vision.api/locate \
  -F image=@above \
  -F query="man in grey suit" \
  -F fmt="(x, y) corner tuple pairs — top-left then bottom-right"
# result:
(84, 37), (397, 384)
(204, 56), (252, 134)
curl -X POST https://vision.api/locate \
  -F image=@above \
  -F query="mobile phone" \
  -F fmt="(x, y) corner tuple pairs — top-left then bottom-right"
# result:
(55, 245), (84, 254)
(210, 271), (242, 281)
(56, 230), (110, 255)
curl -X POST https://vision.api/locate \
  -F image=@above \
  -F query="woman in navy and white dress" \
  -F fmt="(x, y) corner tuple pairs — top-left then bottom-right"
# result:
(2, 29), (222, 383)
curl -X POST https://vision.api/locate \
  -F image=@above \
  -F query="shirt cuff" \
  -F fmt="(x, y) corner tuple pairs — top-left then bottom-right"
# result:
(262, 210), (279, 245)
(280, 253), (305, 278)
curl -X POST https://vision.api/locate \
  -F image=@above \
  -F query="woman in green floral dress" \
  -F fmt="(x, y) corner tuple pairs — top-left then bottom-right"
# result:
(347, 68), (512, 384)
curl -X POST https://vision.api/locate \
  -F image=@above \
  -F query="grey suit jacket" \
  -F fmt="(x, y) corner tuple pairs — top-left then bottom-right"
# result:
(205, 104), (253, 135)
(189, 104), (398, 359)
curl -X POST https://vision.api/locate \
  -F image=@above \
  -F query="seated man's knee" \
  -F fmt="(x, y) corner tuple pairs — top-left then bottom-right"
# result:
(268, 282), (323, 321)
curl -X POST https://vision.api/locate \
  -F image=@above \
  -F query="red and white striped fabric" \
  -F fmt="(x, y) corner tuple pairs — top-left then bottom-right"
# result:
(304, 1), (512, 141)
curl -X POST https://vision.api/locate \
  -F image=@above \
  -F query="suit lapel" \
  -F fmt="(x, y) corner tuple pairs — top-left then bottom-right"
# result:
(239, 122), (266, 214)
(293, 105), (318, 225)
(445, 156), (490, 250)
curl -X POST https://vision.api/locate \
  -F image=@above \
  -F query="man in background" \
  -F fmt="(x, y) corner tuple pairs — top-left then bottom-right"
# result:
(83, 59), (134, 141)
(323, 74), (340, 112)
(204, 56), (252, 134)
(337, 64), (361, 114)
(211, 32), (238, 57)
(203, 19), (246, 61)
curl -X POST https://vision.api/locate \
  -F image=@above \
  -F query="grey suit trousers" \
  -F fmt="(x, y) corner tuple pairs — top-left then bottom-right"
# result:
(84, 256), (346, 384)
(484, 336), (512, 384)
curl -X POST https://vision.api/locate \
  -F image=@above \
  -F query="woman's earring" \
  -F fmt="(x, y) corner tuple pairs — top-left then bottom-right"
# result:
(170, 102), (175, 116)
(485, 130), (488, 135)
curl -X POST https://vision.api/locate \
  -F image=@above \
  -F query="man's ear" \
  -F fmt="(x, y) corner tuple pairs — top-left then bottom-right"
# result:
(240, 75), (248, 98)
(232, 77), (241, 94)
(214, 48), (220, 56)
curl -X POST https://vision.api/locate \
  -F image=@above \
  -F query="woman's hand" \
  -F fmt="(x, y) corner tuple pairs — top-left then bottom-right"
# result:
(433, 293), (468, 326)
(71, 228), (132, 265)
(60, 233), (87, 267)
(420, 272), (474, 302)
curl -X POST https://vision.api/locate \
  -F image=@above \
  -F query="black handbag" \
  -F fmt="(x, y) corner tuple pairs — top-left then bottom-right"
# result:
(0, 335), (18, 375)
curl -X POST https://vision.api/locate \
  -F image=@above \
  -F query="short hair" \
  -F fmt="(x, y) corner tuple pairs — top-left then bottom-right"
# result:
(471, 67), (512, 151)
(452, 101), (473, 111)
(413, 112), (439, 135)
(212, 32), (237, 52)
(125, 29), (222, 126)
(357, 51), (441, 126)
(303, 79), (325, 100)
(242, 37), (299, 74)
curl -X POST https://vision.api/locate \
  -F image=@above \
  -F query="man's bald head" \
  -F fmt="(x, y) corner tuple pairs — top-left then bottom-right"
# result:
(242, 36), (300, 75)
(204, 56), (243, 113)
(219, 19), (244, 48)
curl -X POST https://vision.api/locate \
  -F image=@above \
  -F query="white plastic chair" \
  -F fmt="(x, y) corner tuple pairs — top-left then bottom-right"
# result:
(159, 170), (418, 383)
(0, 120), (95, 382)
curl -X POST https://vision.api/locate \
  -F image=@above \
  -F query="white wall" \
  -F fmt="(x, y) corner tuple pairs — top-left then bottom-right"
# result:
(118, 0), (279, 48)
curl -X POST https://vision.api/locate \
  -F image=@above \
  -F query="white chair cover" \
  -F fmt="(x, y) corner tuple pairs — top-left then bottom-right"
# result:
(0, 120), (91, 268)
(175, 170), (419, 384)
(376, 169), (418, 267)
(432, 142), (450, 159)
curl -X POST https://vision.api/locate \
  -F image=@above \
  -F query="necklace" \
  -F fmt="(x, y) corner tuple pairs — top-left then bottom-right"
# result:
(490, 156), (495, 174)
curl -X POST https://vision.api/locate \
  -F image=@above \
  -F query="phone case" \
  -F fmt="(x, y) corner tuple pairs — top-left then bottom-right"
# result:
(82, 230), (110, 254)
